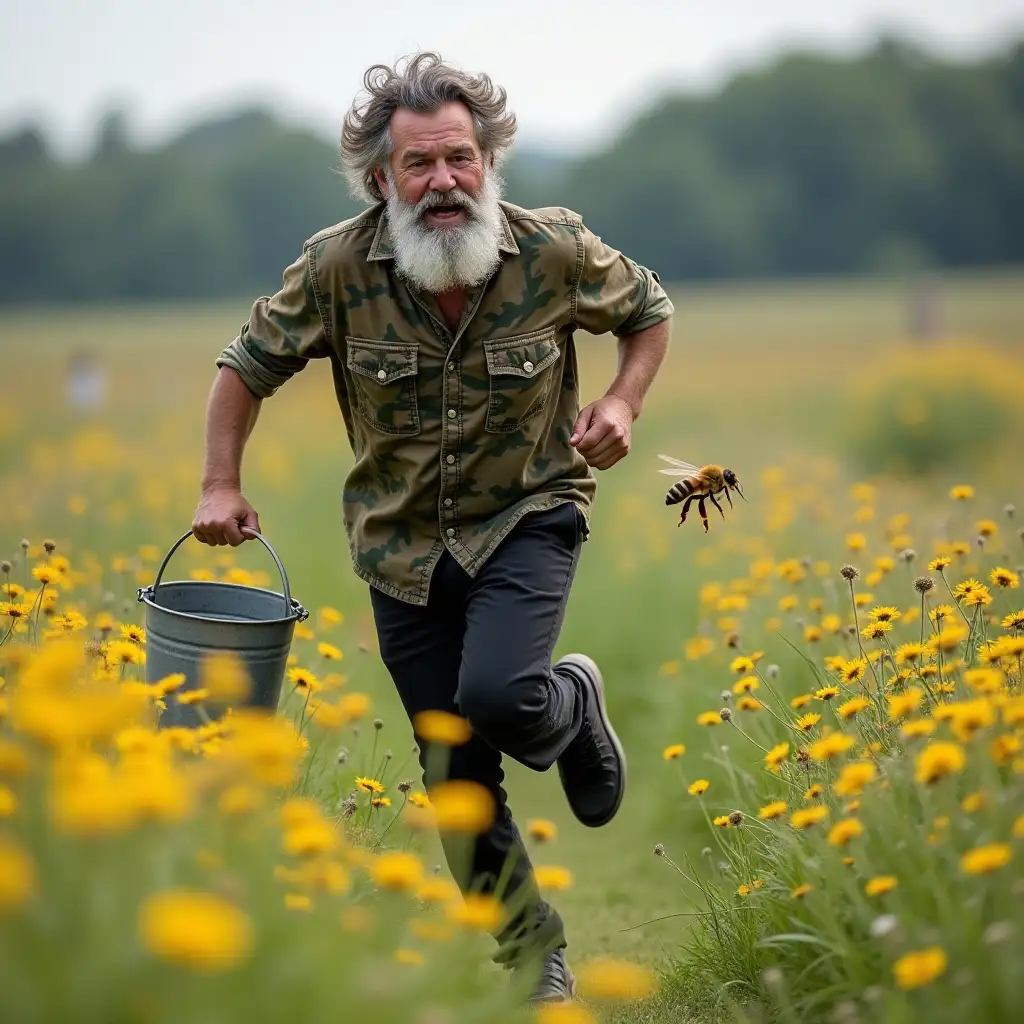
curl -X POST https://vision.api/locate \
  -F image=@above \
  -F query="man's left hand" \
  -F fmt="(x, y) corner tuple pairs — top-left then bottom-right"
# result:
(569, 395), (635, 471)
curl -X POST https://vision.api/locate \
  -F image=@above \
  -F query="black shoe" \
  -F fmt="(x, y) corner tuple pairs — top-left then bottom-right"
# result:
(521, 948), (576, 1004)
(555, 654), (626, 827)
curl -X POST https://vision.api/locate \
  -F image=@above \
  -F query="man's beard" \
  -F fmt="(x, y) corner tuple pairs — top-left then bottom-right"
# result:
(386, 169), (504, 293)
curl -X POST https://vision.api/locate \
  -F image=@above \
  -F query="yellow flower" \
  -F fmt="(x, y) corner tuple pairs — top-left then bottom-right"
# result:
(893, 947), (947, 990)
(199, 652), (250, 703)
(822, 615), (843, 635)
(413, 710), (472, 746)
(576, 958), (657, 1001)
(1013, 815), (1024, 839)
(736, 883), (752, 896)
(283, 819), (339, 859)
(915, 741), (966, 784)
(284, 892), (312, 911)
(814, 686), (840, 701)
(865, 876), (898, 896)
(429, 780), (495, 833)
(949, 485), (974, 501)
(827, 818), (863, 847)
(177, 688), (209, 706)
(393, 948), (424, 966)
(765, 742), (790, 772)
(947, 698), (995, 742)
(416, 876), (459, 904)
(286, 667), (319, 692)
(758, 801), (788, 820)
(960, 842), (1012, 875)
(860, 621), (891, 641)
(0, 838), (36, 912)
(355, 777), (384, 794)
(370, 852), (424, 892)
(977, 519), (998, 537)
(317, 642), (343, 660)
(534, 865), (574, 891)
(688, 779), (709, 796)
(791, 883), (814, 899)
(685, 636), (715, 660)
(790, 693), (813, 709)
(737, 696), (762, 712)
(526, 818), (557, 842)
(336, 692), (371, 721)
(804, 784), (824, 800)
(808, 733), (855, 761)
(869, 606), (901, 623)
(791, 806), (829, 830)
(139, 890), (253, 971)
(713, 815), (730, 827)
(662, 744), (685, 760)
(32, 565), (60, 585)
(990, 567), (1019, 590)
(887, 688), (924, 720)
(837, 696), (870, 719)
(535, 1005), (597, 1024)
(834, 761), (877, 796)
(795, 713), (821, 732)
(729, 656), (754, 674)
(846, 533), (866, 552)
(446, 893), (504, 931)
(733, 676), (759, 694)
(696, 711), (720, 726)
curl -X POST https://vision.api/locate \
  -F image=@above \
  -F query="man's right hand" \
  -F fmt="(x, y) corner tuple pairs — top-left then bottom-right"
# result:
(192, 487), (261, 546)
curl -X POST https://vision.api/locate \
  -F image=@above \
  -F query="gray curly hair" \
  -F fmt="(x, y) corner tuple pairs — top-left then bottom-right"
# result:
(340, 52), (518, 204)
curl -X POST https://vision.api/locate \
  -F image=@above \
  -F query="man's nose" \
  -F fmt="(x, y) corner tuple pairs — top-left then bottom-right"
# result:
(425, 161), (456, 193)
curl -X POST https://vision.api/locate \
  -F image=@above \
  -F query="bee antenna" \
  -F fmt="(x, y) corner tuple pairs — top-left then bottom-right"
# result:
(735, 484), (747, 502)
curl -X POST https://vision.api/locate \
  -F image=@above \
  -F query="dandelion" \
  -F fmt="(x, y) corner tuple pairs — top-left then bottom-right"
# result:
(764, 742), (790, 772)
(758, 801), (788, 820)
(808, 732), (855, 761)
(834, 761), (877, 796)
(827, 818), (863, 847)
(960, 791), (987, 813)
(138, 890), (253, 972)
(960, 843), (1012, 875)
(791, 806), (829, 830)
(863, 875), (898, 897)
(894, 947), (947, 990)
(990, 567), (1020, 589)
(576, 958), (657, 1001)
(915, 741), (966, 784)
(795, 713), (822, 732)
(688, 779), (709, 796)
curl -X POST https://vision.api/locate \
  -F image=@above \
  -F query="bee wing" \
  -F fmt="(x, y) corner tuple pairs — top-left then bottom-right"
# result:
(657, 454), (700, 475)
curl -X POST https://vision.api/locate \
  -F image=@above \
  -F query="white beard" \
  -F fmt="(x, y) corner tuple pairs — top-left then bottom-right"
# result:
(386, 170), (505, 293)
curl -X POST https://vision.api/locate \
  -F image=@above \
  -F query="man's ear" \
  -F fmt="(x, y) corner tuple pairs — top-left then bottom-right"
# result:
(373, 167), (389, 197)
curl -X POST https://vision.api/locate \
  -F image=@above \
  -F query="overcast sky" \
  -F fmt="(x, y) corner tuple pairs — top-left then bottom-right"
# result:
(3, 0), (1022, 156)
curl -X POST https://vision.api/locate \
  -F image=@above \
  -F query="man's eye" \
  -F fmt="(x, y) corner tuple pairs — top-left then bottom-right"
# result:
(451, 156), (470, 166)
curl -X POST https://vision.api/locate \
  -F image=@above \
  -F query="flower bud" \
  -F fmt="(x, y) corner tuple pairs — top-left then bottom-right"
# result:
(840, 564), (859, 581)
(914, 575), (934, 593)
(653, 843), (665, 857)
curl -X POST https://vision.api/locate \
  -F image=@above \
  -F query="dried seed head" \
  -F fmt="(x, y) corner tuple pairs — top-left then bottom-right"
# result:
(19, 539), (30, 552)
(846, 624), (858, 637)
(983, 921), (1014, 945)
(335, 747), (349, 764)
(373, 718), (384, 730)
(900, 548), (915, 564)
(701, 846), (713, 858)
(384, 749), (393, 760)
(725, 632), (740, 648)
(830, 1000), (860, 1024)
(794, 616), (805, 629)
(653, 843), (665, 857)
(767, 664), (780, 679)
(339, 795), (358, 818)
(975, 535), (986, 549)
(719, 707), (732, 722)
(84, 640), (105, 658)
(42, 539), (56, 554)
(761, 967), (784, 991)
(801, 556), (812, 568)
(728, 810), (744, 826)
(840, 564), (859, 581)
(719, 689), (732, 703)
(0, 561), (10, 574)
(1005, 504), (1016, 519)
(870, 914), (898, 939)
(796, 747), (810, 763)
(914, 575), (934, 594)
(397, 779), (413, 793)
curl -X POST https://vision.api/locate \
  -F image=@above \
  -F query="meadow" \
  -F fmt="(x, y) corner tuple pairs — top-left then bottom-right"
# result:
(0, 268), (1022, 1023)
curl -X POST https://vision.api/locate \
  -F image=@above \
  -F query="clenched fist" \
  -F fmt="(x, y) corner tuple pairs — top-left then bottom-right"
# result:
(569, 395), (635, 471)
(192, 487), (261, 546)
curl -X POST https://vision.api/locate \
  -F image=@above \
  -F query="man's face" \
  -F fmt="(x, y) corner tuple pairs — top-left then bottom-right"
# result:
(381, 101), (487, 225)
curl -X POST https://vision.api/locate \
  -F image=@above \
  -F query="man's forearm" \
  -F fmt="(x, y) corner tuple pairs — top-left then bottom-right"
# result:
(200, 366), (263, 492)
(605, 318), (672, 419)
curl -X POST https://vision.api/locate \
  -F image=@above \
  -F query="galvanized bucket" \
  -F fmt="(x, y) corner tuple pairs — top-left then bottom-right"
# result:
(137, 529), (308, 728)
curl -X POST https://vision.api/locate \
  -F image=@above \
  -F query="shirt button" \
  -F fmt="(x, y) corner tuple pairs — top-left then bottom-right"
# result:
(447, 362), (455, 372)
(523, 360), (534, 373)
(446, 528), (456, 538)
(447, 409), (456, 419)
(443, 498), (453, 508)
(445, 454), (455, 465)
(376, 369), (387, 381)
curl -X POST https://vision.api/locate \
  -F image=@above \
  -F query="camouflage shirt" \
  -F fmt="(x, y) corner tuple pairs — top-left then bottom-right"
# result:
(216, 201), (673, 605)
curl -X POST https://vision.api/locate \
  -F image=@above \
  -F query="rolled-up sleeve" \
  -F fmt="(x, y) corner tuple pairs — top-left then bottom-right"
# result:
(216, 250), (329, 398)
(574, 224), (673, 337)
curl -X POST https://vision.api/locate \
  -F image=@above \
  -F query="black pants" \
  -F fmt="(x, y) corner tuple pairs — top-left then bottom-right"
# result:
(369, 502), (586, 964)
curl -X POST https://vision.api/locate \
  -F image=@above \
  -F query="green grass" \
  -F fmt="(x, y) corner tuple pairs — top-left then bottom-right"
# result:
(1, 268), (1022, 1023)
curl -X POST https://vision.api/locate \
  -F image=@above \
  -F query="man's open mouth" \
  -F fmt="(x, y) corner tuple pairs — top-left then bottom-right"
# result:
(424, 205), (466, 220)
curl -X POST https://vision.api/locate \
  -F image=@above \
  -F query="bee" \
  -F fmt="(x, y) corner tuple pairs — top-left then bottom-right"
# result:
(658, 455), (746, 532)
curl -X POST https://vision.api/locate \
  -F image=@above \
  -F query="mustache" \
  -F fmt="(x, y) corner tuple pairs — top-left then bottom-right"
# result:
(415, 188), (477, 218)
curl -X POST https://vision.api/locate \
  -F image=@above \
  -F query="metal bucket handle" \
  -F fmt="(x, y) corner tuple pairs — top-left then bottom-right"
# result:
(145, 528), (308, 621)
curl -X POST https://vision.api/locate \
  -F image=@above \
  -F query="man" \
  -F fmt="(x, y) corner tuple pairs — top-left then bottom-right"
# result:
(192, 52), (672, 1003)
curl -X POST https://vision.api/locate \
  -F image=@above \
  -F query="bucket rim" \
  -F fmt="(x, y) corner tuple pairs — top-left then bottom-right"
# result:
(137, 578), (307, 626)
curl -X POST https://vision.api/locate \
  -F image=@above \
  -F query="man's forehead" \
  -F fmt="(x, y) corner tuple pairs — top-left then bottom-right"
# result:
(390, 103), (479, 154)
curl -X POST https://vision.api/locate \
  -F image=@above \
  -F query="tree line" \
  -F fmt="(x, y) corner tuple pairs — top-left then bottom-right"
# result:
(0, 35), (1022, 304)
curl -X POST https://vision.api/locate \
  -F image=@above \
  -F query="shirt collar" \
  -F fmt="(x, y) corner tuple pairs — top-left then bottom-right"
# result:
(366, 202), (520, 262)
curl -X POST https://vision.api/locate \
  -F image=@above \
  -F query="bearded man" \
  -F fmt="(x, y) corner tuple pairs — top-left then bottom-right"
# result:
(193, 53), (672, 1004)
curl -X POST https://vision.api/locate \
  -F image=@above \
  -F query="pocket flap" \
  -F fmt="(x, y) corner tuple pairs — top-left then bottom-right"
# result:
(483, 328), (560, 378)
(346, 337), (418, 383)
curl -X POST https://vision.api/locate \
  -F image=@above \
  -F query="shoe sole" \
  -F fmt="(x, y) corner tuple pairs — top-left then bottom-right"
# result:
(557, 653), (627, 828)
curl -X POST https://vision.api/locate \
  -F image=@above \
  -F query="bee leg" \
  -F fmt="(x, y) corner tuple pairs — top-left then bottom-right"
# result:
(709, 492), (726, 519)
(723, 488), (734, 509)
(698, 496), (709, 533)
(677, 495), (694, 527)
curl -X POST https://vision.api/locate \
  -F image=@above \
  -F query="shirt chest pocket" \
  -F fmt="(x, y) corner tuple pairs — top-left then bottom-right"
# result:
(346, 338), (420, 436)
(482, 328), (561, 434)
